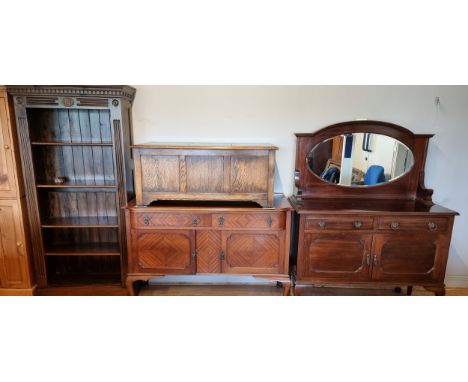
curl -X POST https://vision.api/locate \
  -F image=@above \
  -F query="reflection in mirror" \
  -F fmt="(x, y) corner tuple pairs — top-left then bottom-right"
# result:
(307, 133), (414, 187)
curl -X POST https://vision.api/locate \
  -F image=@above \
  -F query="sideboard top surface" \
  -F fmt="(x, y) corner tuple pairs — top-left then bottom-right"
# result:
(289, 197), (458, 216)
(127, 194), (292, 211)
(131, 142), (278, 150)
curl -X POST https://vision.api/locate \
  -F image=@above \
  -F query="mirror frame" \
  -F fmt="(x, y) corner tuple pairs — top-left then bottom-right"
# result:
(292, 120), (434, 202)
(305, 133), (415, 188)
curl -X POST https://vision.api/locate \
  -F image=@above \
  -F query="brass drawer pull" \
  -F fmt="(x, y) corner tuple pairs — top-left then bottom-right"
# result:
(219, 250), (225, 261)
(317, 220), (326, 228)
(4, 144), (10, 150)
(427, 221), (437, 231)
(143, 215), (151, 225)
(218, 216), (225, 226)
(390, 221), (400, 230)
(192, 216), (200, 226)
(266, 216), (273, 228)
(353, 220), (363, 229)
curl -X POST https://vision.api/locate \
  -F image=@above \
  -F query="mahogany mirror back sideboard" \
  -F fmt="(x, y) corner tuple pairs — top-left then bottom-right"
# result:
(290, 120), (459, 296)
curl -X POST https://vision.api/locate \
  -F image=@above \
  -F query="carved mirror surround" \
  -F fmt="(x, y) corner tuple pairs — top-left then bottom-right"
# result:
(306, 133), (415, 187)
(293, 120), (434, 201)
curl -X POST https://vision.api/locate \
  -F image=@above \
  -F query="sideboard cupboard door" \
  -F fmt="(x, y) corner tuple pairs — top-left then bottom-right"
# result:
(371, 234), (449, 284)
(0, 98), (17, 198)
(299, 233), (372, 282)
(221, 231), (284, 274)
(130, 229), (196, 274)
(196, 230), (222, 273)
(0, 200), (30, 288)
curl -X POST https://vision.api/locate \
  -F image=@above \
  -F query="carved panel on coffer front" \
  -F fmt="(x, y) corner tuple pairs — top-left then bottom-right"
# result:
(230, 156), (269, 193)
(141, 155), (180, 192)
(186, 156), (224, 193)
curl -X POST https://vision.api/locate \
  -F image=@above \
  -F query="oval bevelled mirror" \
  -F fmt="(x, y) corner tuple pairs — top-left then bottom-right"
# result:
(307, 133), (414, 187)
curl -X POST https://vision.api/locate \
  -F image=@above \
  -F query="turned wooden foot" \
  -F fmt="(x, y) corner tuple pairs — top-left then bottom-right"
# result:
(126, 278), (150, 296)
(126, 278), (136, 296)
(424, 285), (446, 296)
(282, 281), (291, 296)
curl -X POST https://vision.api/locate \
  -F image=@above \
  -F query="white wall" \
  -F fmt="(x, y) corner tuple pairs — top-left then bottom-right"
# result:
(131, 86), (468, 286)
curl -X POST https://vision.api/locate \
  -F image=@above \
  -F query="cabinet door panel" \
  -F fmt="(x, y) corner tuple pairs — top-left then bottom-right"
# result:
(299, 233), (372, 282)
(372, 234), (448, 283)
(130, 229), (195, 274)
(221, 231), (284, 274)
(0, 200), (29, 288)
(0, 98), (17, 198)
(196, 230), (221, 273)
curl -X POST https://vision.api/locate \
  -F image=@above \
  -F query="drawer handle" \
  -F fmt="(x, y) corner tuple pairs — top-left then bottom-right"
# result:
(218, 216), (225, 226)
(366, 254), (370, 266)
(266, 216), (273, 228)
(427, 221), (438, 231)
(192, 216), (200, 226)
(353, 220), (363, 229)
(219, 250), (225, 261)
(143, 215), (151, 225)
(4, 144), (10, 150)
(374, 255), (378, 265)
(390, 221), (400, 230)
(317, 220), (326, 228)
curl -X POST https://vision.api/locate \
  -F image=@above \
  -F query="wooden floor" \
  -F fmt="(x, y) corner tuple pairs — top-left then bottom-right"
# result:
(35, 284), (468, 296)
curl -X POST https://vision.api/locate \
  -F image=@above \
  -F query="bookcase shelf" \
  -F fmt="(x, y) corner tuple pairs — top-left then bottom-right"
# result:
(36, 180), (117, 189)
(45, 242), (120, 257)
(31, 141), (113, 147)
(41, 216), (119, 228)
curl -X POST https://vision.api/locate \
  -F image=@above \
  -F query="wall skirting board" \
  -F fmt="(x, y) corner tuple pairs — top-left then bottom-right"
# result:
(445, 276), (468, 288)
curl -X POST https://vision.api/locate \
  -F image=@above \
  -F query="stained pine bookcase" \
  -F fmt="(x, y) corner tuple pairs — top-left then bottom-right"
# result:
(7, 86), (135, 288)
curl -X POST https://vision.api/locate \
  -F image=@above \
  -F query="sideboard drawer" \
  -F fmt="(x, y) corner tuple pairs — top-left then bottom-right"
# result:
(377, 217), (449, 233)
(132, 212), (211, 228)
(212, 212), (285, 229)
(305, 216), (374, 231)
